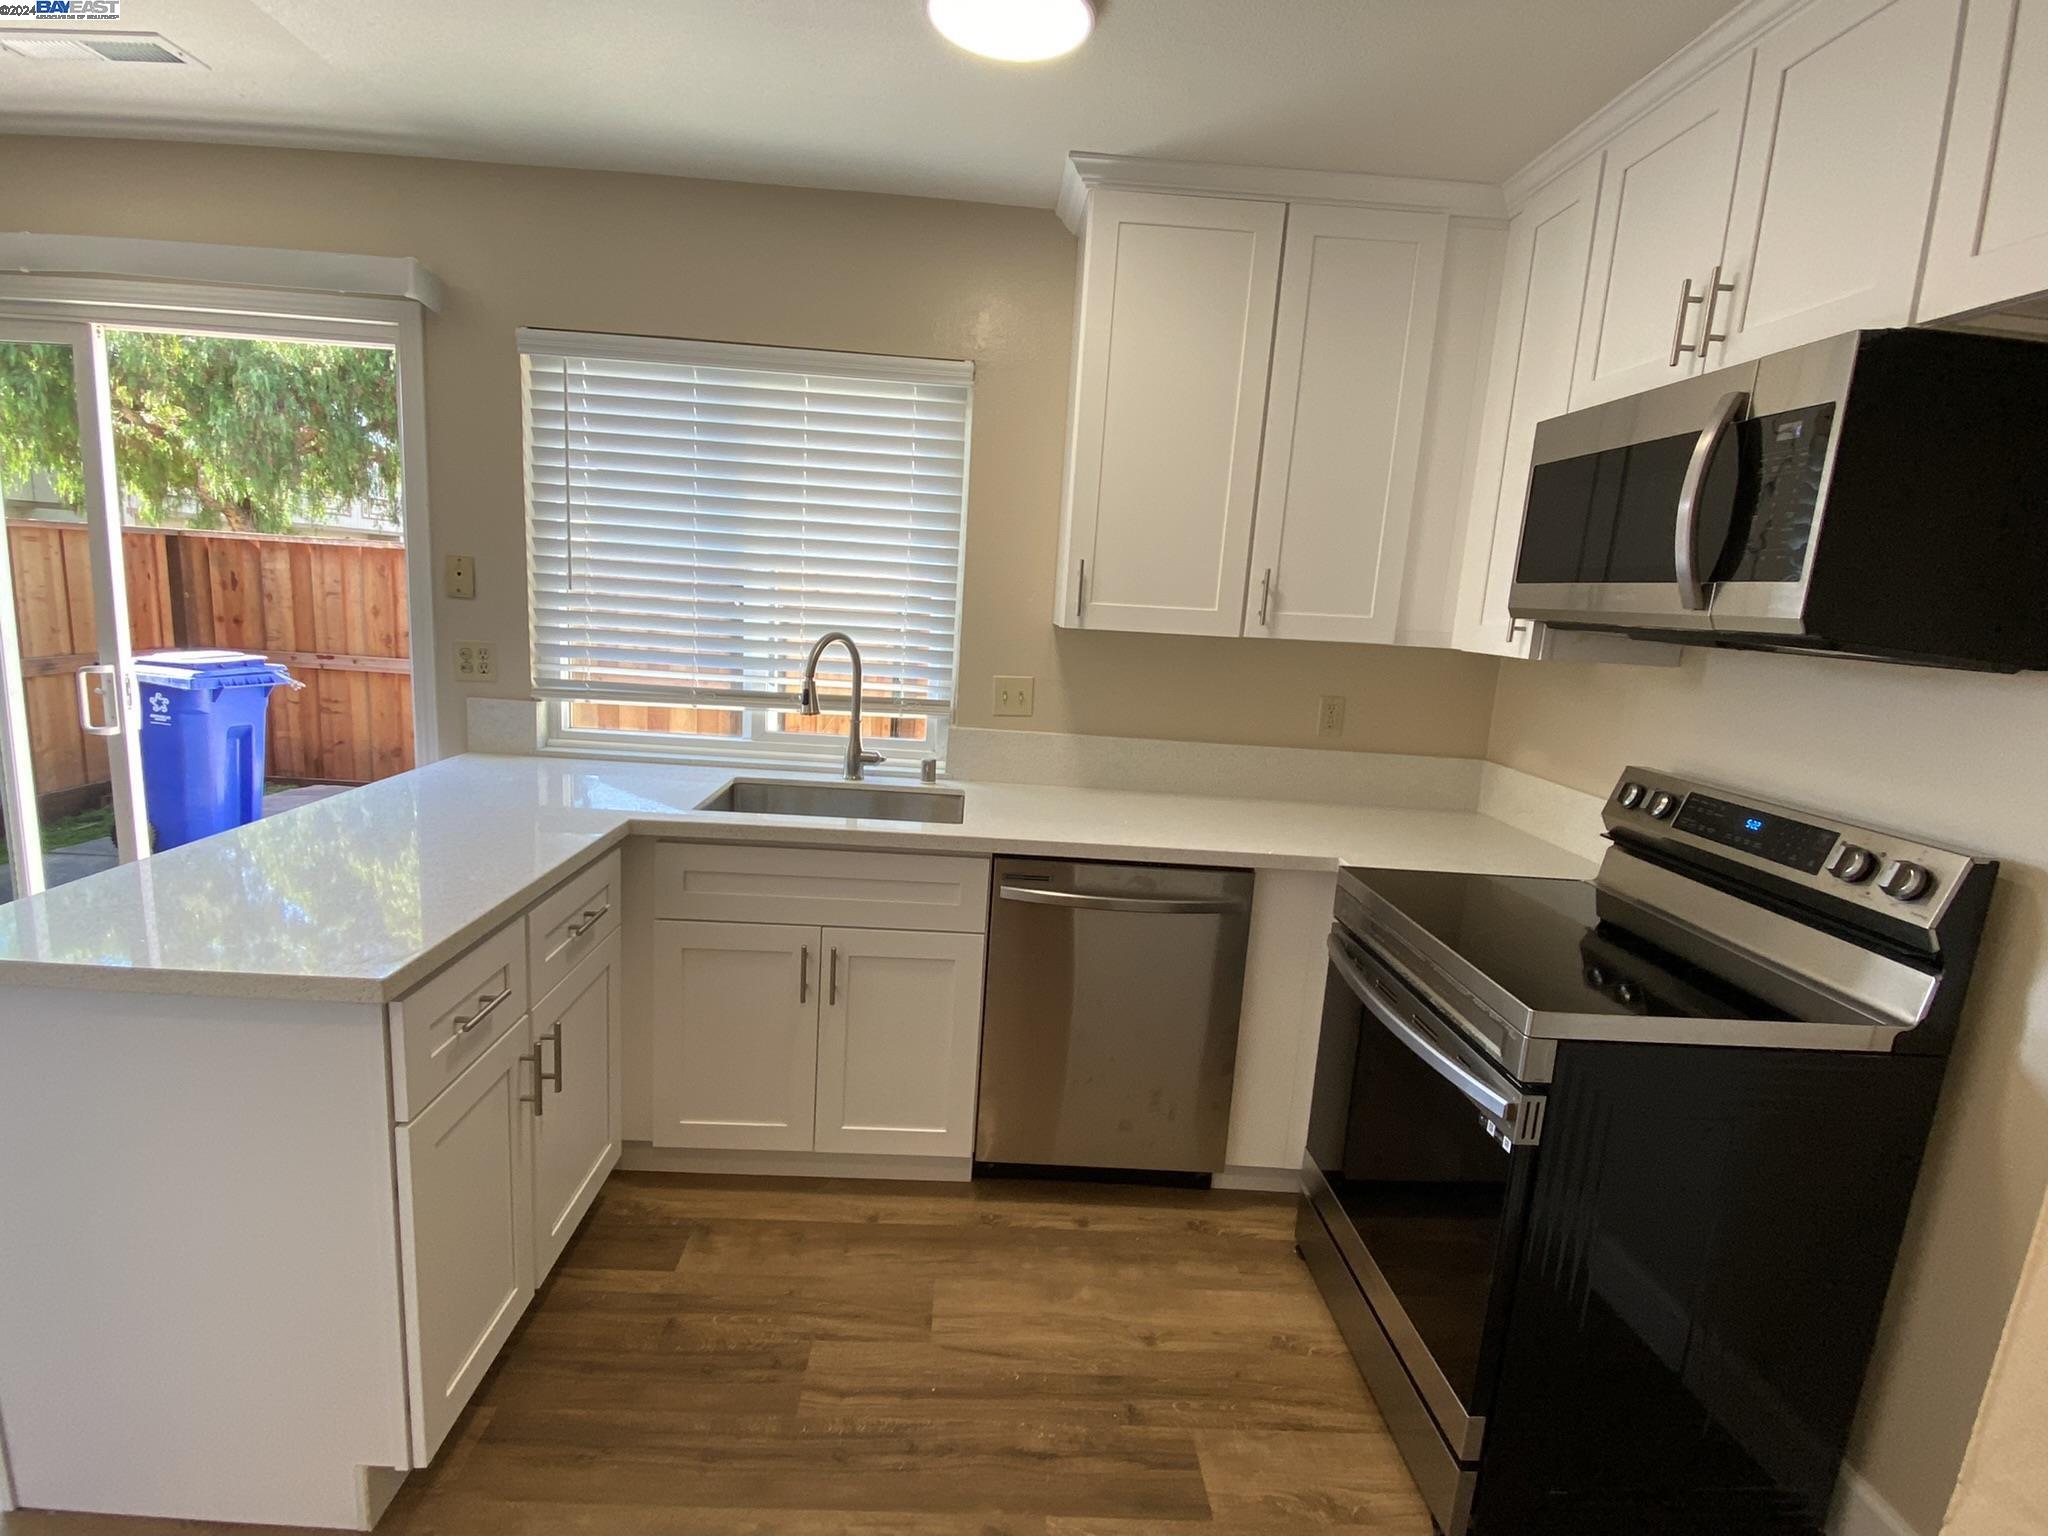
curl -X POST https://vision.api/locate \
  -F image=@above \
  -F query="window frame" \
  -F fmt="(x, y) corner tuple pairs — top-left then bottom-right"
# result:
(521, 329), (972, 770)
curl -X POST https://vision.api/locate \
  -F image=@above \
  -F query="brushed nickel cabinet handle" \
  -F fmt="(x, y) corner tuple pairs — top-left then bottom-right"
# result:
(829, 947), (840, 1007)
(542, 1019), (564, 1093)
(566, 902), (610, 939)
(1670, 276), (1706, 367)
(1257, 568), (1273, 627)
(519, 1048), (544, 1117)
(1077, 558), (1088, 619)
(454, 986), (512, 1034)
(1698, 265), (1736, 356)
(800, 944), (811, 1004)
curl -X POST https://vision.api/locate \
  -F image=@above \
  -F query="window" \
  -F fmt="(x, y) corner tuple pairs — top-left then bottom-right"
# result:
(521, 330), (971, 766)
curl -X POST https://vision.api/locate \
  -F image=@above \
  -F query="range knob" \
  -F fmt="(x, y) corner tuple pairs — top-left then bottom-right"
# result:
(1617, 781), (1646, 810)
(1878, 860), (1935, 902)
(1646, 790), (1678, 820)
(1827, 844), (1878, 883)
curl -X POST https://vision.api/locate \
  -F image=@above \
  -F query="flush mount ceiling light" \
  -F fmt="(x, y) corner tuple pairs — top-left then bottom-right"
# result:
(927, 0), (1095, 62)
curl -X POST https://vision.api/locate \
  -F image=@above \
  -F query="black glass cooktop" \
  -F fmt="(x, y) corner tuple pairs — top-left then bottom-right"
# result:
(1341, 866), (1801, 1024)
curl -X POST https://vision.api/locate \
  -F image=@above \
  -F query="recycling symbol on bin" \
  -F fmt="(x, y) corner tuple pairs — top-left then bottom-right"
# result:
(148, 690), (170, 723)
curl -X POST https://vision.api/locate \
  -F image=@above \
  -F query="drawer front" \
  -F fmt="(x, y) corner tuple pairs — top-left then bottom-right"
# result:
(527, 848), (624, 1004)
(655, 843), (991, 933)
(389, 919), (531, 1122)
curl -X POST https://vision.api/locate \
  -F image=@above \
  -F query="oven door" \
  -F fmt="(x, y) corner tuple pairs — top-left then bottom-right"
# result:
(1510, 364), (1755, 632)
(1306, 928), (1545, 1458)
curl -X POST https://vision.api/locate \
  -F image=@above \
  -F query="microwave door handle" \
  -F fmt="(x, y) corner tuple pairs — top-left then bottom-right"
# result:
(1327, 934), (1520, 1126)
(1675, 390), (1748, 612)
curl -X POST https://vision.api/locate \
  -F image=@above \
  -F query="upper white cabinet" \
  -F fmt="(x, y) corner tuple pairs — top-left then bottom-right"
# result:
(1052, 158), (1493, 648)
(1717, 0), (1966, 361)
(1573, 55), (1754, 406)
(1245, 205), (1448, 644)
(1454, 156), (1605, 657)
(1057, 189), (1285, 636)
(1920, 0), (2048, 318)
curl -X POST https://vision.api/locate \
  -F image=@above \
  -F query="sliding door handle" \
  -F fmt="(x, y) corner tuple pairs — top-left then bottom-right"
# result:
(76, 664), (123, 737)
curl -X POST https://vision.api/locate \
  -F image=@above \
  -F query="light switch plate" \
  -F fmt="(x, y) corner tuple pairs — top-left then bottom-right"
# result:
(1316, 695), (1346, 739)
(446, 554), (476, 600)
(994, 675), (1035, 717)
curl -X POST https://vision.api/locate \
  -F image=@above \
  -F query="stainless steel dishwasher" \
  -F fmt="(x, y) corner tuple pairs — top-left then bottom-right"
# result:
(976, 857), (1254, 1176)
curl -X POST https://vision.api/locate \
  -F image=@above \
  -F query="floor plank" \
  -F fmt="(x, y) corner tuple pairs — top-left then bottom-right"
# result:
(0, 1172), (1429, 1536)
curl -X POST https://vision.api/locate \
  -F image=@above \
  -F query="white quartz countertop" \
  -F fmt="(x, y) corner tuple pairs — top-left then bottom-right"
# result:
(0, 753), (1595, 1003)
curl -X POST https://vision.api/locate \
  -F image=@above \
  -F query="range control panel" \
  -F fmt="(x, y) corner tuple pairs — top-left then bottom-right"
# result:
(1603, 767), (1986, 930)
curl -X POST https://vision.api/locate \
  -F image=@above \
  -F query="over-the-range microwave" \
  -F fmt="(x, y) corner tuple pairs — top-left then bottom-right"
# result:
(1508, 328), (2048, 671)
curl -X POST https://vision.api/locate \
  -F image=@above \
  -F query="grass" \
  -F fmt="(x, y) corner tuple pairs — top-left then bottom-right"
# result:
(0, 803), (117, 870)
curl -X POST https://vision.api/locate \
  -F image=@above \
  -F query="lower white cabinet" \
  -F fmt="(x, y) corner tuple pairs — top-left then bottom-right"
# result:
(814, 928), (986, 1157)
(530, 931), (624, 1278)
(652, 920), (819, 1152)
(652, 917), (986, 1159)
(394, 1015), (538, 1463)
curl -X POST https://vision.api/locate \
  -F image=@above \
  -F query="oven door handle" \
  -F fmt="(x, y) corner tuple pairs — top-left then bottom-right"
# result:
(1674, 389), (1747, 613)
(1328, 933), (1536, 1138)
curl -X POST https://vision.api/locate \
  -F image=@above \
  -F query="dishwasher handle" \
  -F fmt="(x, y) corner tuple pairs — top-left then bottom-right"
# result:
(997, 880), (1247, 916)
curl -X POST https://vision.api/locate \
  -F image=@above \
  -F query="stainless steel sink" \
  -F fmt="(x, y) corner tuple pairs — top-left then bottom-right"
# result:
(697, 778), (967, 825)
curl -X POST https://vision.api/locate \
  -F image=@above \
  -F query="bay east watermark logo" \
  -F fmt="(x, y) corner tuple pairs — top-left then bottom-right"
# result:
(27, 0), (123, 15)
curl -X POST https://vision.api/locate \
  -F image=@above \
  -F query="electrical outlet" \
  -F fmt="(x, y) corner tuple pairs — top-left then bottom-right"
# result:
(455, 644), (475, 678)
(474, 644), (495, 680)
(455, 643), (494, 679)
(1316, 694), (1346, 739)
(993, 675), (1036, 717)
(446, 554), (476, 600)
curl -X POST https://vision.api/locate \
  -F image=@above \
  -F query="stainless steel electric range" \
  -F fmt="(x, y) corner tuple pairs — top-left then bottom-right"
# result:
(1297, 766), (1997, 1536)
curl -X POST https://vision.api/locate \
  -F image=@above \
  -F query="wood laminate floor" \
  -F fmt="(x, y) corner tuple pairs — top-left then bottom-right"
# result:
(1, 1172), (1430, 1536)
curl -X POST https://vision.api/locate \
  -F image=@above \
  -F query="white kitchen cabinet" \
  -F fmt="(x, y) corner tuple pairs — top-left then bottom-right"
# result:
(814, 927), (986, 1157)
(1056, 188), (1285, 635)
(530, 931), (623, 1280)
(652, 920), (819, 1152)
(1573, 54), (1753, 405)
(1715, 0), (1965, 362)
(1454, 156), (1604, 658)
(1920, 0), (2048, 318)
(394, 1015), (538, 1464)
(1244, 205), (1448, 644)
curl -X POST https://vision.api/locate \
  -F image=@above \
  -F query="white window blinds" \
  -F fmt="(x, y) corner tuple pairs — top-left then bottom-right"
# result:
(521, 330), (972, 714)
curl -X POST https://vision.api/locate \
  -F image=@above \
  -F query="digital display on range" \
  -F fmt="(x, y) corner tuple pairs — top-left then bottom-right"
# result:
(1672, 793), (1838, 874)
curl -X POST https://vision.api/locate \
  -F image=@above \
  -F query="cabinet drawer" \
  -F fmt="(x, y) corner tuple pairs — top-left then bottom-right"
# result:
(527, 849), (623, 1005)
(389, 919), (530, 1122)
(654, 843), (991, 933)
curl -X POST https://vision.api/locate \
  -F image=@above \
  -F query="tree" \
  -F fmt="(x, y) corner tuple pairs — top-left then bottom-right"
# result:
(0, 333), (400, 533)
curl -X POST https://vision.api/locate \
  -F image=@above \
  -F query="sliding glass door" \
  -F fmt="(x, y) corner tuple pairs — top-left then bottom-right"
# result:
(0, 320), (148, 899)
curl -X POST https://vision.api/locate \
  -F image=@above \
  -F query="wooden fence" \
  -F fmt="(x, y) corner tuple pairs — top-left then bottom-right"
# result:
(8, 522), (414, 808)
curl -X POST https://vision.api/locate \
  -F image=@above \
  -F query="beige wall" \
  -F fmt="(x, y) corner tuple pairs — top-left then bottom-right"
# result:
(1942, 1189), (2048, 1535)
(1490, 648), (2048, 1535)
(0, 136), (1501, 760)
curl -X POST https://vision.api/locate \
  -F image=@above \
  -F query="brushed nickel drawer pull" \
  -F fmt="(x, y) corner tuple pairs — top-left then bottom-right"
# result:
(566, 902), (611, 939)
(453, 986), (512, 1034)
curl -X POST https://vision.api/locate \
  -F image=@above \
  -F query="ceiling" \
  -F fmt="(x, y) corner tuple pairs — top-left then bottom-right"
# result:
(0, 0), (1742, 208)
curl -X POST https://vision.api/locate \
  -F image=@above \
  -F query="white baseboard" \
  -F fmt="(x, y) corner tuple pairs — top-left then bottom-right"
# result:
(1212, 1165), (1300, 1194)
(616, 1143), (972, 1183)
(1830, 1464), (1925, 1536)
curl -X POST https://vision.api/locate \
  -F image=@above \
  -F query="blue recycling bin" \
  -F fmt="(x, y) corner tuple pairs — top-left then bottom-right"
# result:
(133, 650), (298, 851)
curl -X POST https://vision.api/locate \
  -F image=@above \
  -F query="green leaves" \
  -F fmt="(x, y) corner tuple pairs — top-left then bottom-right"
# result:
(0, 332), (400, 534)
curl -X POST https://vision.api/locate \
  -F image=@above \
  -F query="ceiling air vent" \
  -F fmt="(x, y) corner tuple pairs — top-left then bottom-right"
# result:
(0, 29), (202, 66)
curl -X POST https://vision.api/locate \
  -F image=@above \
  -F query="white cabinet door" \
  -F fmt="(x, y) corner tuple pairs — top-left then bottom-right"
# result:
(1058, 189), (1286, 635)
(651, 920), (818, 1152)
(1455, 156), (1604, 658)
(1574, 54), (1753, 405)
(1243, 205), (1448, 644)
(530, 931), (622, 1281)
(1920, 0), (2048, 318)
(814, 928), (986, 1158)
(395, 1016), (537, 1463)
(1716, 0), (1965, 362)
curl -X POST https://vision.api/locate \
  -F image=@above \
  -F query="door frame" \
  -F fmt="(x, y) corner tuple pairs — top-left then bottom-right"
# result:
(0, 316), (145, 896)
(0, 276), (440, 774)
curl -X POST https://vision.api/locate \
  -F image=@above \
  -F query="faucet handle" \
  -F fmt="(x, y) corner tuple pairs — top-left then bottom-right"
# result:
(857, 749), (885, 766)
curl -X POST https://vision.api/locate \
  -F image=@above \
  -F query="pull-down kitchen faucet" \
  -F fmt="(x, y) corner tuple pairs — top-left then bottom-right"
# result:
(797, 631), (885, 782)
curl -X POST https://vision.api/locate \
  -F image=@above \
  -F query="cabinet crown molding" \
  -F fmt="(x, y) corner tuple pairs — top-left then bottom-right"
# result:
(1502, 0), (1809, 210)
(1056, 151), (1504, 234)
